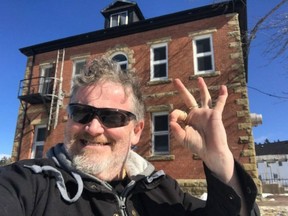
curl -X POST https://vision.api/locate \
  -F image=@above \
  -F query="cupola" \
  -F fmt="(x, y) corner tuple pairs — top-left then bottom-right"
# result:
(101, 0), (145, 29)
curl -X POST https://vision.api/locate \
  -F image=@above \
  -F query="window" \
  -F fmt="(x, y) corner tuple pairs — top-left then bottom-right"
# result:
(31, 125), (46, 159)
(150, 43), (168, 81)
(112, 53), (128, 71)
(71, 59), (86, 90)
(39, 65), (54, 95)
(193, 34), (215, 74)
(73, 59), (86, 77)
(152, 112), (169, 155)
(110, 11), (128, 27)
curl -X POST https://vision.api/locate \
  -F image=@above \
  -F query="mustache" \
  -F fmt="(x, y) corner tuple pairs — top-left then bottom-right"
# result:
(71, 132), (111, 144)
(84, 134), (110, 143)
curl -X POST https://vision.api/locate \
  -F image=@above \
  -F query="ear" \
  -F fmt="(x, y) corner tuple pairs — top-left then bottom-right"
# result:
(131, 120), (144, 145)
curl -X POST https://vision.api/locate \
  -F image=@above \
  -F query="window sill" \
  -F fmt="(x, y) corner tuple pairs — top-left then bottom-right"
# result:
(145, 154), (175, 161)
(147, 79), (172, 86)
(189, 71), (220, 80)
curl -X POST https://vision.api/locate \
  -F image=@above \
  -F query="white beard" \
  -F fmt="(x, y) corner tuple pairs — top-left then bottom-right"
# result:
(64, 130), (132, 181)
(72, 153), (109, 175)
(71, 149), (129, 181)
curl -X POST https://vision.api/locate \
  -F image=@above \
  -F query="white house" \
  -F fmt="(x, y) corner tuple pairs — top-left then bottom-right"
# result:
(256, 141), (288, 187)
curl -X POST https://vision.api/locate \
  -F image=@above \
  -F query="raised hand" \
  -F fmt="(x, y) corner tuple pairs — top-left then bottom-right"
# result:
(169, 77), (234, 183)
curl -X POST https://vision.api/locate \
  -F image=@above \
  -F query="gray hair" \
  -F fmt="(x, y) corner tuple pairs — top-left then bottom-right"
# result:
(70, 56), (145, 120)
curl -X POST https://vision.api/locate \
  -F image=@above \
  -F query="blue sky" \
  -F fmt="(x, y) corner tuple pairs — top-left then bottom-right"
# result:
(1, 0), (287, 157)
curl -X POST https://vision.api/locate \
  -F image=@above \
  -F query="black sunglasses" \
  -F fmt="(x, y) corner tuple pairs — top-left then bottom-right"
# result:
(67, 103), (137, 128)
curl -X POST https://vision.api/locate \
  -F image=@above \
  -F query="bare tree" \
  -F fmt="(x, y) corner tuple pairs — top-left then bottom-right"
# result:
(203, 0), (288, 62)
(0, 156), (12, 166)
(247, 0), (288, 62)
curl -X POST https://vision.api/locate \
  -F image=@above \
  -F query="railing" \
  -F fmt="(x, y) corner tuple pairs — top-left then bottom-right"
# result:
(18, 76), (56, 98)
(260, 178), (288, 187)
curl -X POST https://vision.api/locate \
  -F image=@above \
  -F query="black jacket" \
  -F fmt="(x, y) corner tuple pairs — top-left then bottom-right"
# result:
(0, 143), (259, 216)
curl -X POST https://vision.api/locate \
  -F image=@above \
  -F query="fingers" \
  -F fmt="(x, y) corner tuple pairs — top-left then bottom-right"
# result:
(173, 77), (227, 112)
(170, 109), (187, 123)
(173, 78), (198, 109)
(198, 77), (212, 109)
(214, 85), (228, 113)
(170, 109), (187, 141)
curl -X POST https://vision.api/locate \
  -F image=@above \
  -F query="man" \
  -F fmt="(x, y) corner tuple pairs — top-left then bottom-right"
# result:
(0, 56), (259, 215)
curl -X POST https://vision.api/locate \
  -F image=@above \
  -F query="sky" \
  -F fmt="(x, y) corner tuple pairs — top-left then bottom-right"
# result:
(1, 0), (287, 157)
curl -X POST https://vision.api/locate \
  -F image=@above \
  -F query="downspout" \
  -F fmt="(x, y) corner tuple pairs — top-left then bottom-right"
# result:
(17, 52), (35, 161)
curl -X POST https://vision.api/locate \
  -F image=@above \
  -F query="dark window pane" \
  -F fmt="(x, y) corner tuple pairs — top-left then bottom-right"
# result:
(111, 12), (127, 27)
(119, 13), (126, 25)
(36, 128), (46, 142)
(42, 79), (52, 94)
(197, 56), (212, 71)
(35, 145), (44, 159)
(44, 67), (54, 77)
(75, 61), (85, 75)
(154, 135), (169, 152)
(196, 38), (211, 53)
(112, 54), (128, 71)
(153, 63), (166, 78)
(120, 64), (127, 70)
(41, 67), (54, 95)
(154, 47), (166, 61)
(112, 54), (127, 62)
(154, 115), (168, 131)
(111, 15), (118, 27)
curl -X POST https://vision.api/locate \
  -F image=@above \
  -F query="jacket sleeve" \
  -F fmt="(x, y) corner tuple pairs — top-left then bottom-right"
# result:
(186, 160), (260, 216)
(0, 164), (30, 216)
(0, 160), (56, 216)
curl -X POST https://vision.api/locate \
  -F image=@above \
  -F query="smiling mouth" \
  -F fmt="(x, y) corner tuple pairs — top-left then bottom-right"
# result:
(80, 139), (111, 146)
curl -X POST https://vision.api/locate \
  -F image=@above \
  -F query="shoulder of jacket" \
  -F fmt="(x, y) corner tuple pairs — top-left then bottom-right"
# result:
(1, 158), (57, 174)
(17, 158), (56, 167)
(139, 170), (178, 190)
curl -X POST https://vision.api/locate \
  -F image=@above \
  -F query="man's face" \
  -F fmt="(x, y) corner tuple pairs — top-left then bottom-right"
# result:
(64, 81), (143, 181)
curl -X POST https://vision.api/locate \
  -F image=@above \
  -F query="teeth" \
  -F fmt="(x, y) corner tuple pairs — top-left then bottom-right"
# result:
(92, 143), (105, 145)
(80, 139), (109, 146)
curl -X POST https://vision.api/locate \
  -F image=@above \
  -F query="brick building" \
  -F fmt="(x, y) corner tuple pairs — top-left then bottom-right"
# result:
(13, 0), (260, 194)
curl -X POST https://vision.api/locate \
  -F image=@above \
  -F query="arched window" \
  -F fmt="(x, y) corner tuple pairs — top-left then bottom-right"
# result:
(112, 53), (128, 71)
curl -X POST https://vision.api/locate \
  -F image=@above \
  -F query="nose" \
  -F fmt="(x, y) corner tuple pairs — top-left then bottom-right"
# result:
(84, 117), (105, 135)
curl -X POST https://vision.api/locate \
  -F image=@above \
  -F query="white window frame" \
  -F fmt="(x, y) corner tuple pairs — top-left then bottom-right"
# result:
(150, 43), (168, 81)
(152, 112), (169, 155)
(72, 58), (86, 77)
(71, 58), (86, 89)
(193, 34), (215, 74)
(110, 11), (128, 27)
(111, 53), (128, 71)
(31, 125), (46, 159)
(39, 64), (54, 95)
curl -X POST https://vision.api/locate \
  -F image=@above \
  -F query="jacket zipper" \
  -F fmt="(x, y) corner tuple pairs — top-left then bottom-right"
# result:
(117, 180), (136, 216)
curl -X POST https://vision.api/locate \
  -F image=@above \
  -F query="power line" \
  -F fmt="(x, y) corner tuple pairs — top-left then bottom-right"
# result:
(248, 86), (288, 100)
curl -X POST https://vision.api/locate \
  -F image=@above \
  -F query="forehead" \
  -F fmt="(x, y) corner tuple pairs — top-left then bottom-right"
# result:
(74, 81), (133, 106)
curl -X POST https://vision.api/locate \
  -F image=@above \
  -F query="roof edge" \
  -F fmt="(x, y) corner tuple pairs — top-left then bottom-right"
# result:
(20, 0), (247, 58)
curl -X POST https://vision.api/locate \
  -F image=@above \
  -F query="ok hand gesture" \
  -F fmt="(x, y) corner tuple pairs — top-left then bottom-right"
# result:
(169, 77), (234, 183)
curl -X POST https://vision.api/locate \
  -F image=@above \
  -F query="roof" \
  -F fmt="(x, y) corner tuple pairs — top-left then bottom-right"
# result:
(101, 0), (137, 13)
(255, 141), (288, 156)
(19, 0), (248, 71)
